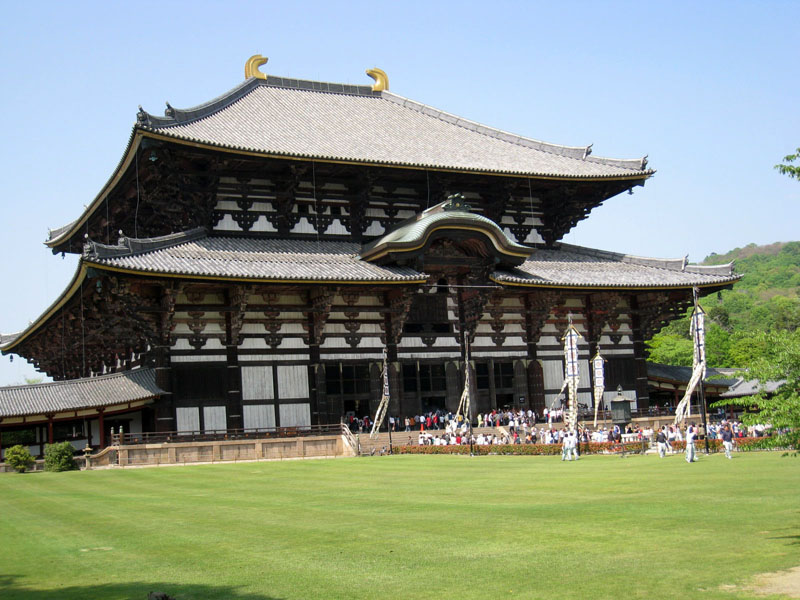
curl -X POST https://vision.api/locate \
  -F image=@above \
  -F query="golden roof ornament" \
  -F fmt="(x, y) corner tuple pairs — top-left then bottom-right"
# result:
(245, 55), (268, 80)
(366, 67), (389, 92)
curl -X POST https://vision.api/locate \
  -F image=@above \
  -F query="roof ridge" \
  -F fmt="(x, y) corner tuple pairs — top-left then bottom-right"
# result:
(84, 227), (207, 260)
(555, 243), (735, 276)
(381, 91), (650, 171)
(0, 368), (150, 392)
(137, 77), (380, 129)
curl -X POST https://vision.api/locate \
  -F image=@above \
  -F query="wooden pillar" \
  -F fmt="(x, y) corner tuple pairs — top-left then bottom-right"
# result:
(47, 417), (54, 445)
(154, 344), (174, 433)
(225, 342), (243, 430)
(98, 409), (106, 447)
(629, 295), (651, 410)
(309, 342), (323, 425)
(523, 293), (546, 415)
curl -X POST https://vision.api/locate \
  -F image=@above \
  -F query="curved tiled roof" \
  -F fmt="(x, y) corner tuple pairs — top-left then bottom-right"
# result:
(5, 227), (740, 358)
(83, 231), (737, 289)
(360, 204), (532, 264)
(0, 369), (162, 418)
(137, 76), (652, 179)
(493, 244), (739, 289)
(86, 231), (425, 283)
(647, 362), (739, 388)
(47, 74), (653, 250)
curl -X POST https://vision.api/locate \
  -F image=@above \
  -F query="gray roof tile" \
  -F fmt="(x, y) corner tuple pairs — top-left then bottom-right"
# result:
(88, 235), (426, 283)
(494, 244), (739, 288)
(85, 231), (738, 289)
(0, 369), (163, 418)
(139, 79), (651, 179)
(647, 362), (739, 387)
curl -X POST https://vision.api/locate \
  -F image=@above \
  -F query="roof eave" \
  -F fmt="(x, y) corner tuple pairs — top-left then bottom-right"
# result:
(490, 274), (742, 290)
(1, 262), (89, 354)
(137, 129), (656, 181)
(46, 129), (147, 251)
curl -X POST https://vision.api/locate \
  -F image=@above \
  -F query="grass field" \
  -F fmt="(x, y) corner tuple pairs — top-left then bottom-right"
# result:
(1, 452), (798, 600)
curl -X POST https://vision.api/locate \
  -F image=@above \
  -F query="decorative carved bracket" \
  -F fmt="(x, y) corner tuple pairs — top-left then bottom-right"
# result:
(187, 311), (207, 350)
(586, 292), (623, 345)
(228, 285), (249, 346)
(635, 291), (693, 340)
(523, 290), (561, 345)
(381, 288), (416, 345)
(159, 282), (183, 345)
(303, 289), (336, 346)
(488, 294), (506, 347)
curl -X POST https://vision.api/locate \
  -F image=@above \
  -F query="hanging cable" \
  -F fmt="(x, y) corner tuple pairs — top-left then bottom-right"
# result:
(134, 145), (141, 238)
(426, 170), (431, 209)
(527, 177), (535, 244)
(80, 280), (86, 377)
(312, 160), (320, 247)
(61, 307), (66, 379)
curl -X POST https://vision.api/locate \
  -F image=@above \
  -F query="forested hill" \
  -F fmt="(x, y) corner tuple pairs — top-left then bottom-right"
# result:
(704, 242), (800, 298)
(646, 241), (800, 367)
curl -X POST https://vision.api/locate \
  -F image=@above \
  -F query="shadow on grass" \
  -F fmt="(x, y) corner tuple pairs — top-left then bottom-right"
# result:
(0, 575), (285, 600)
(768, 534), (800, 546)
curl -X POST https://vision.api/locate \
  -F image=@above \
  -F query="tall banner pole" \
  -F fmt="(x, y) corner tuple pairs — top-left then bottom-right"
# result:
(370, 348), (391, 442)
(562, 317), (582, 434)
(673, 289), (707, 428)
(466, 338), (474, 456)
(692, 288), (710, 454)
(592, 350), (605, 428)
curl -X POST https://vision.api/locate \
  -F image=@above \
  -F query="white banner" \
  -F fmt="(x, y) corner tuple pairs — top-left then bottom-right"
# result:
(370, 349), (391, 439)
(592, 351), (605, 427)
(562, 323), (582, 431)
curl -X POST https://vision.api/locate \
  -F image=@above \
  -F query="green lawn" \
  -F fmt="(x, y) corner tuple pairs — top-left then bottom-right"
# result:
(1, 452), (798, 600)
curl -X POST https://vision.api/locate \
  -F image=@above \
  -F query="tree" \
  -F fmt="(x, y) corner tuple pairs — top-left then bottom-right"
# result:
(712, 330), (800, 451)
(775, 147), (800, 181)
(646, 333), (693, 366)
(44, 441), (77, 472)
(5, 445), (35, 473)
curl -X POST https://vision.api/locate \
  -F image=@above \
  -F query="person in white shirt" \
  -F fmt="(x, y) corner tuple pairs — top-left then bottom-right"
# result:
(685, 425), (698, 463)
(568, 431), (580, 461)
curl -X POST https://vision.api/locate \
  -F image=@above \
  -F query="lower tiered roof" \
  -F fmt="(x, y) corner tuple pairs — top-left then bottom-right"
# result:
(1, 225), (739, 357)
(0, 369), (162, 420)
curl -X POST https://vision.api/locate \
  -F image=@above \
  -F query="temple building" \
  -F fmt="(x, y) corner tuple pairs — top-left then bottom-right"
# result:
(0, 57), (739, 449)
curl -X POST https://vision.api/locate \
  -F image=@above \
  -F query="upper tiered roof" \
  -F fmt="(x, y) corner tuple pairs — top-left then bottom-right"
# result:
(46, 59), (653, 250)
(135, 75), (652, 179)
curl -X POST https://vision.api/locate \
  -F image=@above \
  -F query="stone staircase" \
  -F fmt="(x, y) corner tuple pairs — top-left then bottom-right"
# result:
(352, 427), (510, 455)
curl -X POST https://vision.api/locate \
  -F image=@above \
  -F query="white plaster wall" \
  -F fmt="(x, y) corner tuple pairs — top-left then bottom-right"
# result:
(279, 403), (311, 428)
(277, 365), (308, 399)
(242, 366), (275, 401)
(243, 404), (276, 429)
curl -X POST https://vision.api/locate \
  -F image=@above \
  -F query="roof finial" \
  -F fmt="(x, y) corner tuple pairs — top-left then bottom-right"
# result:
(245, 55), (268, 80)
(442, 193), (470, 212)
(366, 67), (389, 92)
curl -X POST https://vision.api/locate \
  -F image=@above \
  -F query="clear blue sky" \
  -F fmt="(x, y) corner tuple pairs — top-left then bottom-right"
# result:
(0, 0), (797, 386)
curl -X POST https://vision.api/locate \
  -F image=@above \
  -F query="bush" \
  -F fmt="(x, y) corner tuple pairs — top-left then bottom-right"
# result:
(5, 445), (35, 473)
(44, 441), (77, 472)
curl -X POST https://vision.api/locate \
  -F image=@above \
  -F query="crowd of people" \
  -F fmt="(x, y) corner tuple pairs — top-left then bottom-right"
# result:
(349, 409), (769, 463)
(365, 408), (570, 435)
